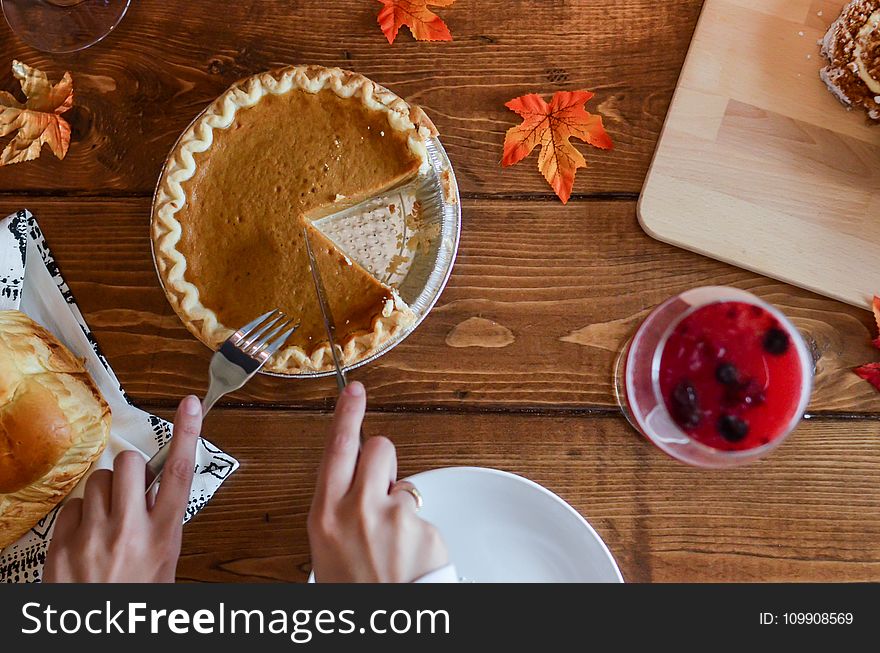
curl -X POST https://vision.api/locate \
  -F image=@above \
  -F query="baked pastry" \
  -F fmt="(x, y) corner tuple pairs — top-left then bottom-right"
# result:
(0, 310), (110, 549)
(820, 0), (880, 123)
(152, 65), (438, 373)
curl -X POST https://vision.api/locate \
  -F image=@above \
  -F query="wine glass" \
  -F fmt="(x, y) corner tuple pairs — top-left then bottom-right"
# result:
(2, 0), (130, 53)
(613, 287), (813, 468)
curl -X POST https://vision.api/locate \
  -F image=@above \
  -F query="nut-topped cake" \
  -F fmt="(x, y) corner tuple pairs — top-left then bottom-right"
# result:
(820, 0), (880, 123)
(152, 66), (438, 373)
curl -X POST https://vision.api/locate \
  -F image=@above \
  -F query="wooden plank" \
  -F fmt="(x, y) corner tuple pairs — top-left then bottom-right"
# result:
(170, 409), (880, 582)
(0, 0), (703, 196)
(8, 196), (880, 414)
(639, 0), (880, 308)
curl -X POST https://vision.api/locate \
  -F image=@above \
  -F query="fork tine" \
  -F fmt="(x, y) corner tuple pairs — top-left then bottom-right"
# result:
(247, 318), (294, 355)
(239, 313), (284, 351)
(260, 324), (299, 359)
(250, 318), (297, 356)
(241, 315), (293, 357)
(234, 309), (279, 344)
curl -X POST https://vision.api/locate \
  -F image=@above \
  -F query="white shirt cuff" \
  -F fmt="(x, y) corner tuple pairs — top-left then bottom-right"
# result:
(413, 563), (458, 583)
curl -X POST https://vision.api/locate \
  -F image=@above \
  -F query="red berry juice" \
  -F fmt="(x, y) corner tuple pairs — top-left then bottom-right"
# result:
(658, 301), (804, 451)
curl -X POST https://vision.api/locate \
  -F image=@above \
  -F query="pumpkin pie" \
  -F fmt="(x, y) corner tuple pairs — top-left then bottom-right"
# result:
(152, 66), (437, 373)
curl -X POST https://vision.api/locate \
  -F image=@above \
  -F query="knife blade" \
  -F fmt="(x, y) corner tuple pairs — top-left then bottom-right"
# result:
(302, 227), (347, 392)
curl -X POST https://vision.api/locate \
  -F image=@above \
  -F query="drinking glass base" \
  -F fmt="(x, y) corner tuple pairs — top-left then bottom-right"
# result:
(3, 0), (130, 53)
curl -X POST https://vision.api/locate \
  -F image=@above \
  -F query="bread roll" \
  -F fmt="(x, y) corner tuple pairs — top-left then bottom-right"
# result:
(0, 310), (110, 549)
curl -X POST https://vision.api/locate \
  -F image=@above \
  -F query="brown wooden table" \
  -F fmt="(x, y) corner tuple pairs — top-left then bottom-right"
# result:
(2, 0), (878, 582)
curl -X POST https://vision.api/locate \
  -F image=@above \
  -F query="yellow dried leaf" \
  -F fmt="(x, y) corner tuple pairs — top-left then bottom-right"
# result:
(0, 60), (74, 166)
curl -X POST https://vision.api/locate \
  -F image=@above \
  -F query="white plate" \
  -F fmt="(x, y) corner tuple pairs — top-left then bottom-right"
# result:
(406, 467), (624, 583)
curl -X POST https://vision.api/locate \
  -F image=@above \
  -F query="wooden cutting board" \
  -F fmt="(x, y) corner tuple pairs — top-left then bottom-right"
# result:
(639, 0), (880, 309)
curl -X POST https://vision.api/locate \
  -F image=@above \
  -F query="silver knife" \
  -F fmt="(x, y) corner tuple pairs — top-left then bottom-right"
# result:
(303, 227), (347, 392)
(303, 227), (366, 446)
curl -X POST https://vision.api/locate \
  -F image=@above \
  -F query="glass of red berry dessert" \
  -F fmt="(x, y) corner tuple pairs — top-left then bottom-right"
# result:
(615, 287), (813, 468)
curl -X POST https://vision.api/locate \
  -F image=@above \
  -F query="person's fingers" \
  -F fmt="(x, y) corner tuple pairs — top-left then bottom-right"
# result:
(81, 469), (112, 523)
(154, 395), (201, 522)
(112, 450), (147, 516)
(51, 497), (83, 544)
(44, 498), (82, 581)
(146, 484), (158, 511)
(353, 435), (397, 502)
(388, 480), (421, 513)
(313, 382), (366, 509)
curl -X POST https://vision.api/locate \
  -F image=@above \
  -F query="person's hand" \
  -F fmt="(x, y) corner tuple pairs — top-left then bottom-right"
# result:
(308, 381), (448, 582)
(43, 395), (202, 583)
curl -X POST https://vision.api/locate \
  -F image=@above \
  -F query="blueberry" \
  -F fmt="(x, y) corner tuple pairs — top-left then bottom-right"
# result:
(740, 381), (766, 407)
(670, 381), (701, 429)
(724, 379), (766, 409)
(715, 362), (739, 386)
(763, 327), (790, 355)
(717, 414), (749, 442)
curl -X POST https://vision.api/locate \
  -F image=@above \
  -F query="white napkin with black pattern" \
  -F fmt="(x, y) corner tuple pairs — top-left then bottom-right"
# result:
(0, 210), (239, 583)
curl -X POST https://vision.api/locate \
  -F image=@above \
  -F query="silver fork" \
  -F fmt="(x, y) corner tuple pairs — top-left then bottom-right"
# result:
(144, 309), (297, 493)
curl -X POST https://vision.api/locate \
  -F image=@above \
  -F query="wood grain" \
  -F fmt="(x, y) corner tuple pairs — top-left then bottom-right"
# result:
(2, 0), (877, 585)
(171, 409), (880, 583)
(8, 195), (880, 414)
(640, 0), (880, 308)
(0, 0), (703, 197)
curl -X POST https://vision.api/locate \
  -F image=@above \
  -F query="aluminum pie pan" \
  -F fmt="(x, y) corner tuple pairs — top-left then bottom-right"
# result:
(150, 134), (461, 379)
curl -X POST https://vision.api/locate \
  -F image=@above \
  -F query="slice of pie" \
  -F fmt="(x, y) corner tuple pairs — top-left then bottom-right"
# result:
(151, 66), (437, 373)
(820, 0), (880, 123)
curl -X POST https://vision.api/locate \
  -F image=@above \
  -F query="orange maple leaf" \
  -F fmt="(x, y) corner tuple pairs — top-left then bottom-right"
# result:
(0, 60), (73, 166)
(502, 90), (613, 203)
(376, 0), (455, 44)
(854, 295), (880, 391)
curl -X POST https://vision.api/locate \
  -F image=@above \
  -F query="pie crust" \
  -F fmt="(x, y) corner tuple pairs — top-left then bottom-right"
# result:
(152, 66), (437, 373)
